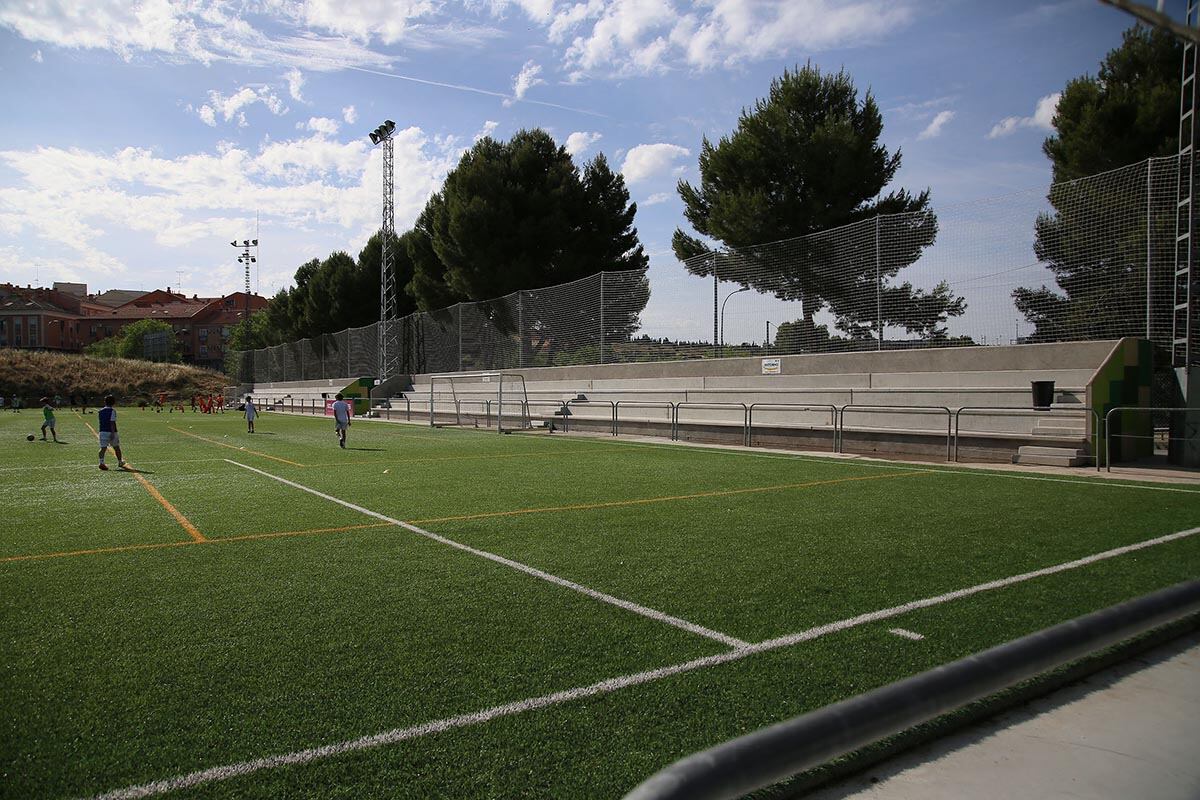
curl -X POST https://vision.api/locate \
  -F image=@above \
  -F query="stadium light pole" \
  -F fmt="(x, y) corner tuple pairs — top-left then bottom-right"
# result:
(369, 119), (398, 381)
(230, 238), (258, 326)
(720, 286), (750, 346)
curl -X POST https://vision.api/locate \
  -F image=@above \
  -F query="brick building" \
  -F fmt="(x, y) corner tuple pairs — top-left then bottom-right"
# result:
(0, 283), (268, 370)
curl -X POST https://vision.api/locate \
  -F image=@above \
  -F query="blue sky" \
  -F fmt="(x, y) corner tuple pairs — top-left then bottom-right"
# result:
(0, 0), (1152, 343)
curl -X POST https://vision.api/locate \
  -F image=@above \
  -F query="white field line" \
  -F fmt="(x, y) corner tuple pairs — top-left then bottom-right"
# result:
(539, 434), (1200, 494)
(222, 459), (748, 649)
(888, 628), (925, 641)
(86, 523), (1200, 800)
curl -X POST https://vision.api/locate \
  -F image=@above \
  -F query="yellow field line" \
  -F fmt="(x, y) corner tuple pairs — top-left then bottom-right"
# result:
(0, 521), (394, 565)
(76, 412), (207, 542)
(410, 470), (922, 525)
(168, 426), (305, 467)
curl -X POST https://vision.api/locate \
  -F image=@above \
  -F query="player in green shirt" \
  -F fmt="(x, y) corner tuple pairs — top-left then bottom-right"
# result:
(40, 397), (59, 442)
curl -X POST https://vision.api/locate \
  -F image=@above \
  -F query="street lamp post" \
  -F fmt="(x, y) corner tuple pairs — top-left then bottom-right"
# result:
(766, 321), (771, 354)
(720, 286), (750, 347)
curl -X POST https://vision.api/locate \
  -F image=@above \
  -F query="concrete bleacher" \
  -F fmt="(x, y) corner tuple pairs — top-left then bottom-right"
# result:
(241, 377), (361, 413)
(397, 340), (1130, 465)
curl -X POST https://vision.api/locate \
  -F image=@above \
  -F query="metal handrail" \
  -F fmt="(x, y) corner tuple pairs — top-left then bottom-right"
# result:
(613, 401), (676, 438)
(1105, 406), (1197, 472)
(566, 398), (617, 435)
(839, 404), (953, 461)
(746, 403), (838, 450)
(953, 406), (1101, 471)
(623, 579), (1200, 800)
(673, 402), (748, 442)
(522, 399), (571, 431)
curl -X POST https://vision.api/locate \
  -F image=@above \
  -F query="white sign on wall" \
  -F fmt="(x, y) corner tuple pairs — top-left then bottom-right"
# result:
(761, 358), (781, 375)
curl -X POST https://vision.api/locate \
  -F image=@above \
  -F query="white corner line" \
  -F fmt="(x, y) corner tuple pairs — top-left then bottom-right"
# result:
(85, 522), (1200, 800)
(888, 628), (926, 641)
(221, 458), (748, 649)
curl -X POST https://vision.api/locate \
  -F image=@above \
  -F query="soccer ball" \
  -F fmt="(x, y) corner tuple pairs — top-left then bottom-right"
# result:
(26, 434), (35, 441)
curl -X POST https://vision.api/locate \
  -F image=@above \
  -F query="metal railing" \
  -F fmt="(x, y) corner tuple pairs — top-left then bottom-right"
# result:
(1105, 406), (1198, 471)
(746, 403), (839, 450)
(672, 402), (749, 442)
(838, 405), (953, 461)
(613, 401), (676, 438)
(954, 407), (1101, 471)
(623, 579), (1200, 800)
(565, 398), (617, 435)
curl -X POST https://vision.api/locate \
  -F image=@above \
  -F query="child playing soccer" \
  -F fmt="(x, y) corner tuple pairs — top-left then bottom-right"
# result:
(244, 395), (257, 433)
(97, 395), (126, 471)
(332, 393), (351, 448)
(40, 397), (59, 442)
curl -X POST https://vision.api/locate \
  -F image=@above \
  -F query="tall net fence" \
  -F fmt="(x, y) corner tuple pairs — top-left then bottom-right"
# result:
(230, 154), (1196, 384)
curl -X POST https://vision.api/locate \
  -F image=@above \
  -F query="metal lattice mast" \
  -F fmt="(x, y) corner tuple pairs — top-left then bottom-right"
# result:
(1175, 4), (1199, 376)
(370, 120), (398, 379)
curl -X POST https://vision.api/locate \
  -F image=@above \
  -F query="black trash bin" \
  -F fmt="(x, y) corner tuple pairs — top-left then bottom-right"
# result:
(1031, 380), (1055, 409)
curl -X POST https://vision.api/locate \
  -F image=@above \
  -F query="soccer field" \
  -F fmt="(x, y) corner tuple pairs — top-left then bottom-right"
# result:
(2, 407), (1198, 799)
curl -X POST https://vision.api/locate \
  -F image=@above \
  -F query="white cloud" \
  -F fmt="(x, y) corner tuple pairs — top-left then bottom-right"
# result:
(476, 120), (500, 141)
(31, 49), (42, 62)
(508, 59), (544, 105)
(342, 105), (358, 124)
(0, 127), (464, 292)
(988, 92), (1061, 139)
(643, 192), (672, 206)
(565, 131), (603, 157)
(620, 143), (690, 184)
(918, 110), (955, 141)
(533, 0), (918, 78)
(0, 0), (395, 71)
(191, 85), (287, 128)
(301, 117), (341, 137)
(284, 68), (306, 102)
(297, 0), (439, 44)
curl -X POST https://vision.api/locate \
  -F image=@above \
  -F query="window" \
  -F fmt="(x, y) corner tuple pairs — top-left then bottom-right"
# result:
(199, 345), (208, 357)
(28, 317), (38, 346)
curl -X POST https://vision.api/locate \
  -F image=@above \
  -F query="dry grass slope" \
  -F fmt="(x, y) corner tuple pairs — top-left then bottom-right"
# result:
(0, 349), (227, 402)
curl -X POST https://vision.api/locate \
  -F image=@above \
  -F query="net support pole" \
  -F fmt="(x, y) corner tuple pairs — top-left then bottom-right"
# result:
(600, 272), (605, 365)
(1147, 161), (1153, 339)
(876, 216), (883, 351)
(712, 255), (719, 357)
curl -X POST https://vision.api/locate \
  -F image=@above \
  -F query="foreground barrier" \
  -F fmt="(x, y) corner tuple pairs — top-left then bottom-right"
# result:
(623, 579), (1200, 800)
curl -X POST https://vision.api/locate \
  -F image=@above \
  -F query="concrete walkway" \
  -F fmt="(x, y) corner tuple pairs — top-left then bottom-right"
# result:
(805, 631), (1200, 800)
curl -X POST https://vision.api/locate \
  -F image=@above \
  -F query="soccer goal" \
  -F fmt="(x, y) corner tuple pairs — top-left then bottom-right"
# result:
(427, 371), (530, 433)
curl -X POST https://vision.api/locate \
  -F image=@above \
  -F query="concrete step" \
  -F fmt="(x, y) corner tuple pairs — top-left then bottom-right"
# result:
(1032, 427), (1087, 437)
(1013, 444), (1091, 467)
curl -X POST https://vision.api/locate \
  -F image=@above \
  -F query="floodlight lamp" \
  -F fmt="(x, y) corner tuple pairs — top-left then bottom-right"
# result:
(384, 120), (395, 133)
(230, 241), (238, 247)
(251, 239), (258, 246)
(237, 257), (244, 263)
(250, 257), (256, 263)
(369, 132), (380, 144)
(243, 240), (250, 246)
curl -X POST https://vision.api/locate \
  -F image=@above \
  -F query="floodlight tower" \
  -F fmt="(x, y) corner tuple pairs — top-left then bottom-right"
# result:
(230, 238), (258, 322)
(369, 119), (398, 380)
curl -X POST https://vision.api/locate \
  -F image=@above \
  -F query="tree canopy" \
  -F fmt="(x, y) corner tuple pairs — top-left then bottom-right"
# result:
(672, 64), (961, 343)
(1015, 26), (1182, 343)
(407, 129), (648, 310)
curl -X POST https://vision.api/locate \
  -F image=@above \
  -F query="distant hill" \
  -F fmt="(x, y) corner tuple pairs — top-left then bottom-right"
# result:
(0, 350), (227, 404)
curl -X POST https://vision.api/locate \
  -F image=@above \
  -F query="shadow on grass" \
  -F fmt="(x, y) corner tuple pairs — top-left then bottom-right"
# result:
(119, 466), (154, 474)
(347, 447), (386, 452)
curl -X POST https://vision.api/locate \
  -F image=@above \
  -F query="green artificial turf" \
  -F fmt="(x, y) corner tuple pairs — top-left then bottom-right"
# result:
(1, 407), (1197, 799)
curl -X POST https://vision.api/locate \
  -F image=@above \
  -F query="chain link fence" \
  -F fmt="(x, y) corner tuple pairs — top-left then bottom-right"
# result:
(230, 154), (1195, 385)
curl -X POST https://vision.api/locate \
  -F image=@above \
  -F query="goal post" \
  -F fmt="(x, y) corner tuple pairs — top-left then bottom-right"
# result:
(427, 371), (529, 432)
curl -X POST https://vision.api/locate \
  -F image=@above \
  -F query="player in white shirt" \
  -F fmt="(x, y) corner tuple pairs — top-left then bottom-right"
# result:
(243, 395), (257, 433)
(332, 393), (351, 449)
